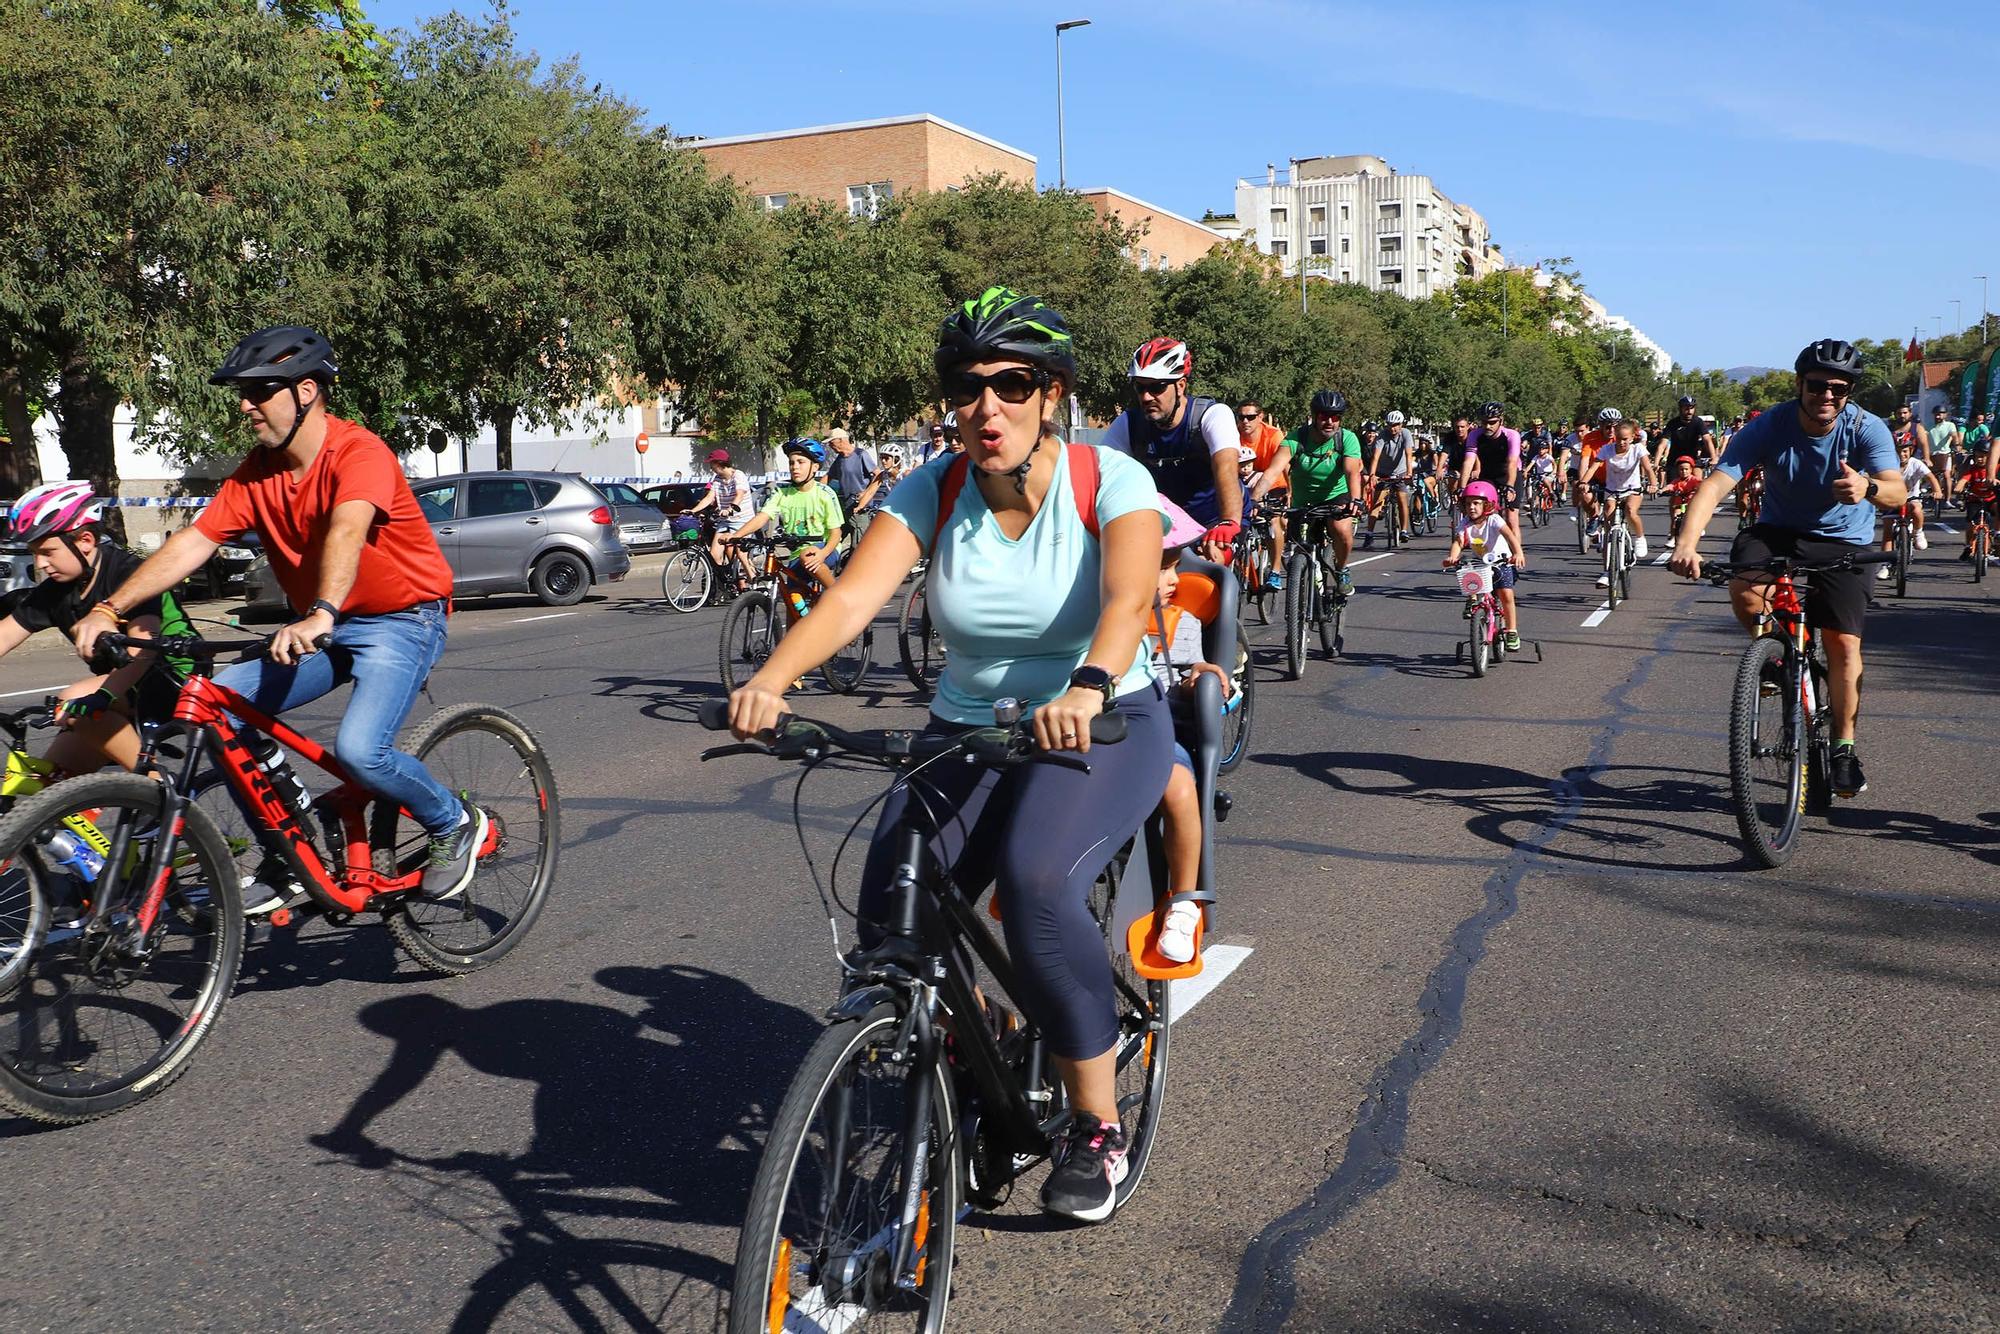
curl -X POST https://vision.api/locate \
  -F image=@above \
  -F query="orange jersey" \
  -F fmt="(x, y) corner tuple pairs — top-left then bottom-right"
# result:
(1242, 421), (1288, 473)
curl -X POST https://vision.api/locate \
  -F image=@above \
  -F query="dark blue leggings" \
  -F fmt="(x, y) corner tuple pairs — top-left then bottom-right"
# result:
(858, 685), (1173, 1059)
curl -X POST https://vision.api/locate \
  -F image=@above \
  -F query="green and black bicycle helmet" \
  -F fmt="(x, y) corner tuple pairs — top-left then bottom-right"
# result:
(934, 287), (1078, 391)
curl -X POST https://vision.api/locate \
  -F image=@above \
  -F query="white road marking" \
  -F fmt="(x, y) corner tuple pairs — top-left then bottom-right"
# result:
(1346, 552), (1395, 569)
(1652, 552), (1671, 565)
(0, 685), (63, 699)
(1168, 944), (1253, 1021)
(1932, 524), (1957, 534)
(1581, 602), (1614, 628)
(508, 611), (580, 624)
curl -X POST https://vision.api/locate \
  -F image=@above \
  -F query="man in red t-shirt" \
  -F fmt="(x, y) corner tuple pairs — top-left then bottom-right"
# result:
(74, 326), (484, 912)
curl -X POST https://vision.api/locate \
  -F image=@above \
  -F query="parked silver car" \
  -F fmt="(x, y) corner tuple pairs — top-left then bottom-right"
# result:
(412, 471), (632, 606)
(590, 480), (667, 552)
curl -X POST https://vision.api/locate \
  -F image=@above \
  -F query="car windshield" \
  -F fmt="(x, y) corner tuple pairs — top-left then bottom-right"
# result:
(599, 483), (642, 504)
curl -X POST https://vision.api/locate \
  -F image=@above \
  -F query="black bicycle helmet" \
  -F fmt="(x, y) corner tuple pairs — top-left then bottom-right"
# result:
(1479, 400), (1504, 420)
(1793, 339), (1863, 377)
(1360, 419), (1378, 433)
(1677, 394), (1696, 408)
(934, 286), (1078, 390)
(1310, 389), (1347, 416)
(209, 325), (340, 386)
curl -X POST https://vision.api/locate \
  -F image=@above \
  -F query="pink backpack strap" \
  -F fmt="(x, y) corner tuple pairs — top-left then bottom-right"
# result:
(927, 444), (1100, 552)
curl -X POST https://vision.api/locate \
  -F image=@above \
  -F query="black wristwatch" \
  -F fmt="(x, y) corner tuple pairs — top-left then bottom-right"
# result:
(1068, 664), (1117, 707)
(1864, 479), (1879, 503)
(309, 599), (340, 620)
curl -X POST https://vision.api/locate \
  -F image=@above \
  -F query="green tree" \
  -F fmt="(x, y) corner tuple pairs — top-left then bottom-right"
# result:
(0, 0), (369, 494)
(895, 180), (1153, 421)
(1154, 243), (1312, 414)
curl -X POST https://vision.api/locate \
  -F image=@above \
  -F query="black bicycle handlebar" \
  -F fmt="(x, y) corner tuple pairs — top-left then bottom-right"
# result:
(696, 698), (1125, 771)
(87, 630), (331, 675)
(1699, 551), (1893, 585)
(0, 701), (57, 742)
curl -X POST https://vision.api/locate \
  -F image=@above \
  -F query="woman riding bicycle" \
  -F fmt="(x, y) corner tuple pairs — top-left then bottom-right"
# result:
(725, 285), (1172, 1223)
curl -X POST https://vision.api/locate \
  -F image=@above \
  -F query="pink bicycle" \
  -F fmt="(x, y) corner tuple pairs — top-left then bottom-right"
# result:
(1448, 558), (1539, 676)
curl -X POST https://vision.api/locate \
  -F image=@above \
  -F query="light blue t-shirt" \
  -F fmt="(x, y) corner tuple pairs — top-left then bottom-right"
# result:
(880, 444), (1164, 725)
(1715, 402), (1897, 544)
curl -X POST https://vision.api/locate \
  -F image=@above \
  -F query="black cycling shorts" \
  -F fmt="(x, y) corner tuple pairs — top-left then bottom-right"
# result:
(1728, 524), (1871, 638)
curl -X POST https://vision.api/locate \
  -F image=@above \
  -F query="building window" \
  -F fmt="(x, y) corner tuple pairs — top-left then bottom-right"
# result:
(1380, 268), (1403, 287)
(1271, 238), (1289, 258)
(1380, 235), (1401, 254)
(846, 181), (893, 218)
(1339, 204), (1350, 222)
(1159, 256), (1171, 271)
(1339, 270), (1351, 283)
(1269, 207), (1288, 231)
(1379, 201), (1401, 219)
(1340, 236), (1351, 254)
(1415, 201), (1428, 218)
(760, 193), (790, 212)
(1308, 204), (1326, 232)
(1139, 247), (1151, 267)
(1309, 237), (1327, 256)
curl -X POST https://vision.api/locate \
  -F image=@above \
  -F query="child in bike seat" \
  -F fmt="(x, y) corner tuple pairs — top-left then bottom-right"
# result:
(0, 482), (203, 775)
(1150, 500), (1232, 964)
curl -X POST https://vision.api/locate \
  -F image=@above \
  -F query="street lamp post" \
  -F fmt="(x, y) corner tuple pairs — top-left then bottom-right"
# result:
(1978, 275), (1990, 342)
(1952, 299), (1962, 336)
(1055, 19), (1091, 191)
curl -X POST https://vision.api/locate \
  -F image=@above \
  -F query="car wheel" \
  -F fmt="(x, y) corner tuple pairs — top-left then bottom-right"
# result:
(529, 551), (591, 606)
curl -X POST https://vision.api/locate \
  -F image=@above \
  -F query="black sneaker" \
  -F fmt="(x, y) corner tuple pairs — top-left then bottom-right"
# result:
(241, 855), (307, 916)
(420, 806), (489, 900)
(1829, 749), (1867, 798)
(1039, 1113), (1128, 1223)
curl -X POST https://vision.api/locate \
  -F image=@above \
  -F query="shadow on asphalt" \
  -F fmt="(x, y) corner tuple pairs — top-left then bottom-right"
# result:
(307, 963), (819, 1332)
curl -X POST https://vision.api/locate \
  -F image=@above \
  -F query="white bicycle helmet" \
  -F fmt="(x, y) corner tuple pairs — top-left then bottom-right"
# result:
(1128, 336), (1192, 383)
(1596, 407), (1624, 425)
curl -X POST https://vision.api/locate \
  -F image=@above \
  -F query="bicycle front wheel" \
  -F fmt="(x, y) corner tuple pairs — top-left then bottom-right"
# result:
(1219, 627), (1255, 774)
(1729, 636), (1805, 868)
(1974, 528), (1989, 583)
(660, 548), (714, 612)
(1281, 550), (1307, 680)
(730, 1004), (957, 1334)
(1469, 605), (1490, 678)
(719, 591), (780, 692)
(1575, 503), (1590, 554)
(372, 704), (560, 975)
(821, 623), (875, 695)
(1894, 531), (1909, 598)
(0, 856), (49, 1000)
(1605, 530), (1625, 609)
(0, 773), (243, 1123)
(896, 575), (944, 693)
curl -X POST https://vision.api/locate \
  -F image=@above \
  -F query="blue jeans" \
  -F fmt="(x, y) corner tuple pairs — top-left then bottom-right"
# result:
(213, 601), (461, 837)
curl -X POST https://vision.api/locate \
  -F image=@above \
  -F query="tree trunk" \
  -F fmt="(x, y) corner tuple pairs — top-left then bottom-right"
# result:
(493, 403), (515, 471)
(55, 356), (125, 540)
(0, 366), (43, 495)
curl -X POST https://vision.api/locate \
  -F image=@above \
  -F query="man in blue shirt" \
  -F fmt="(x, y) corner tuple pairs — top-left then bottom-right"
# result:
(1669, 340), (1906, 798)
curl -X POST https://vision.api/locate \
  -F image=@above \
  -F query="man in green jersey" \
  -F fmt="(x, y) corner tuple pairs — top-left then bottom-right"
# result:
(1961, 412), (1991, 503)
(1928, 405), (1963, 502)
(724, 438), (846, 617)
(1282, 389), (1365, 596)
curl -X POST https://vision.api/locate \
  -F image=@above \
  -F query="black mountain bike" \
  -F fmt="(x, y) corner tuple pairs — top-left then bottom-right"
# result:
(1704, 552), (1889, 867)
(701, 702), (1180, 1333)
(1281, 501), (1355, 679)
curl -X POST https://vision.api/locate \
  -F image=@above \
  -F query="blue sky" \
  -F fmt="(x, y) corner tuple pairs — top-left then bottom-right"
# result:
(366, 0), (2000, 372)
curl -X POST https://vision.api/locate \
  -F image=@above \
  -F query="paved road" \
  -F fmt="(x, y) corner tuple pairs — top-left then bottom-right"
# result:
(2, 513), (1994, 1334)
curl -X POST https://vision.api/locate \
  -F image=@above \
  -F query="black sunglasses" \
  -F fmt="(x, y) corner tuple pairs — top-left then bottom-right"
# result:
(1134, 380), (1179, 399)
(943, 367), (1049, 407)
(1237, 410), (1260, 420)
(1801, 378), (1852, 399)
(237, 379), (293, 405)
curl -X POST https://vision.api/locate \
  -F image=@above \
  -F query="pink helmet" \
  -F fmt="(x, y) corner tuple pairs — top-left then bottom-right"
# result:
(1160, 498), (1206, 551)
(10, 480), (106, 543)
(1461, 481), (1500, 509)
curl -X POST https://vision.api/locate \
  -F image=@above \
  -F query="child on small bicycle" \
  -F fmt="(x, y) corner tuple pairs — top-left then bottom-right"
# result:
(1878, 439), (1939, 577)
(0, 482), (201, 774)
(1151, 500), (1232, 964)
(1442, 481), (1520, 650)
(1580, 417), (1659, 580)
(1664, 456), (1703, 538)
(723, 438), (846, 621)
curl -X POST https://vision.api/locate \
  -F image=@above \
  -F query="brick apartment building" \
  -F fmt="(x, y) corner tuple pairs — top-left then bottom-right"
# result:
(1074, 187), (1227, 271)
(687, 113), (1035, 216)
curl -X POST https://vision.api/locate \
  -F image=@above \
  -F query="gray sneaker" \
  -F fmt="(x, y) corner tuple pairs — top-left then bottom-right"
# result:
(241, 854), (307, 916)
(420, 806), (489, 901)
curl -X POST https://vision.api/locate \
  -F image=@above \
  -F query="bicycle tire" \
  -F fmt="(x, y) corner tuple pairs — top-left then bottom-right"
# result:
(1574, 503), (1590, 555)
(1975, 528), (1989, 584)
(1218, 627), (1254, 774)
(1617, 538), (1633, 603)
(1249, 538), (1272, 626)
(0, 856), (49, 1000)
(719, 591), (780, 692)
(1469, 606), (1489, 678)
(1083, 854), (1170, 1208)
(896, 575), (943, 693)
(821, 624), (874, 695)
(1894, 529), (1909, 599)
(372, 704), (560, 976)
(1317, 586), (1340, 658)
(0, 773), (243, 1123)
(728, 1004), (957, 1334)
(1729, 636), (1805, 868)
(660, 548), (714, 612)
(1605, 528), (1625, 610)
(1282, 550), (1307, 681)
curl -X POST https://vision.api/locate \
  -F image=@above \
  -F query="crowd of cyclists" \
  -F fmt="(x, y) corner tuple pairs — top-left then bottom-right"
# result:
(6, 298), (1994, 1258)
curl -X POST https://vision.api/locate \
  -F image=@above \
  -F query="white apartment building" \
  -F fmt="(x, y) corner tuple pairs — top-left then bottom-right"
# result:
(1232, 154), (1505, 299)
(1523, 267), (1674, 377)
